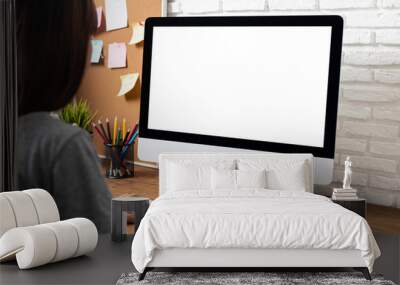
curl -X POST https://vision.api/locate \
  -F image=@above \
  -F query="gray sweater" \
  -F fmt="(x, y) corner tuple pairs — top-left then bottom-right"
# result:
(16, 112), (111, 233)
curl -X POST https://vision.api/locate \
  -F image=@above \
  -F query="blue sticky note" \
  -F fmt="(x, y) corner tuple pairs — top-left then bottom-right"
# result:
(91, 40), (103, 63)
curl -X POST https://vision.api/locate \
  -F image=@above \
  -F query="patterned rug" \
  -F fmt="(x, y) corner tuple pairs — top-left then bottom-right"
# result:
(116, 271), (396, 285)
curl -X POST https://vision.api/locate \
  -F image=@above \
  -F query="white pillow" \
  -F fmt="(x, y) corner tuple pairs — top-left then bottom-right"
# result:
(237, 159), (308, 192)
(211, 168), (236, 190)
(211, 169), (267, 190)
(237, 169), (267, 189)
(166, 160), (235, 191)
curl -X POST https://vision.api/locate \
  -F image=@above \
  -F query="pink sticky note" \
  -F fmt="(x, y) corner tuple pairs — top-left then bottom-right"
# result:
(96, 7), (103, 29)
(108, 43), (127, 69)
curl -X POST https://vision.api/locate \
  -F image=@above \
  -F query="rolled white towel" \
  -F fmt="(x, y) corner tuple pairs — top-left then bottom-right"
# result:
(0, 191), (39, 227)
(23, 189), (60, 224)
(0, 196), (17, 237)
(64, 218), (98, 257)
(42, 221), (79, 262)
(0, 226), (57, 268)
(0, 218), (98, 269)
(0, 189), (60, 238)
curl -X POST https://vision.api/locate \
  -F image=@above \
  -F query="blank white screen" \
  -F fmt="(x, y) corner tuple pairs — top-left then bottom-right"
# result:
(148, 26), (332, 148)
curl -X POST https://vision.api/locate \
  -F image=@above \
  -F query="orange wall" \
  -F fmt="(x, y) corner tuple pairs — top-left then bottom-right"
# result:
(76, 0), (162, 160)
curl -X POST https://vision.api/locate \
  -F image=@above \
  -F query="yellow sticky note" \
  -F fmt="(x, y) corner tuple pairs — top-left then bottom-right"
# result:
(118, 73), (139, 96)
(129, 23), (145, 45)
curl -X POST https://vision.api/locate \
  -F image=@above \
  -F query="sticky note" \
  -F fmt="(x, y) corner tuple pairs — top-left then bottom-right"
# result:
(108, 43), (126, 69)
(90, 40), (103, 63)
(96, 7), (103, 29)
(118, 73), (139, 96)
(105, 0), (128, 31)
(129, 23), (145, 45)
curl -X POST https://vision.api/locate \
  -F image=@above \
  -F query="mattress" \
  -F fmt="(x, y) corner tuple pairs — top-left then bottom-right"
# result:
(131, 190), (380, 273)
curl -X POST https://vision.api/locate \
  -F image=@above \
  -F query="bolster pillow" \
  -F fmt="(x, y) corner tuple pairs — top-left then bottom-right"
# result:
(0, 218), (98, 269)
(0, 189), (60, 237)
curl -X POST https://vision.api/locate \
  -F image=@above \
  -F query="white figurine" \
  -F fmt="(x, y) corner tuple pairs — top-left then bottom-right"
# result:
(343, 156), (352, 189)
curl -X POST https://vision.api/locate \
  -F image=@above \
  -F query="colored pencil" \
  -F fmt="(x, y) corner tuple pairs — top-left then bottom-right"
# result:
(122, 118), (126, 140)
(124, 123), (138, 146)
(92, 117), (137, 178)
(120, 129), (139, 160)
(128, 128), (139, 145)
(92, 123), (107, 144)
(121, 128), (130, 146)
(116, 128), (121, 145)
(98, 120), (109, 143)
(106, 118), (112, 143)
(113, 116), (118, 145)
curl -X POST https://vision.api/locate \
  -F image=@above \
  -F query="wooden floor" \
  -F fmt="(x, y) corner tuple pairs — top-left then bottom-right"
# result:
(106, 165), (400, 235)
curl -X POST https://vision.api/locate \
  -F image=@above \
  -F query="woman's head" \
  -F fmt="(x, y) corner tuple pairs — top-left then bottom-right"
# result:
(17, 0), (97, 116)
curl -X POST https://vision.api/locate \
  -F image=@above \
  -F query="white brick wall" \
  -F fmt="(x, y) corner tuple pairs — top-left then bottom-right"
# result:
(378, 0), (400, 8)
(223, 0), (265, 11)
(181, 0), (220, 14)
(342, 85), (400, 102)
(375, 69), (400, 84)
(338, 104), (371, 119)
(341, 67), (373, 82)
(370, 141), (400, 156)
(320, 0), (375, 10)
(167, 0), (400, 208)
(343, 29), (373, 45)
(269, 0), (316, 10)
(376, 29), (400, 44)
(343, 11), (400, 27)
(343, 47), (400, 65)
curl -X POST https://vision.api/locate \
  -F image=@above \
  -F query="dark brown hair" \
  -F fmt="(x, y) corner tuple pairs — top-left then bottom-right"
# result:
(16, 0), (97, 116)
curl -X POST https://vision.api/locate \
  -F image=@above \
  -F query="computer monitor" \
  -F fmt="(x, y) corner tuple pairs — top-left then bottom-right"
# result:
(138, 16), (343, 185)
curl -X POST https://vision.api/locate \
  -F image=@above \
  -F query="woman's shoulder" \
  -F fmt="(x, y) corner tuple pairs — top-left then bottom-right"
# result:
(18, 112), (91, 151)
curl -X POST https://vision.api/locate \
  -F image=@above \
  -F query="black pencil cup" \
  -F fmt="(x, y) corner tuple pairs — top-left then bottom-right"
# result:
(104, 143), (135, 179)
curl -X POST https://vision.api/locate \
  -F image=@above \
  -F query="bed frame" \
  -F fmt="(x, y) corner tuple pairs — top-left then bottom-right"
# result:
(139, 248), (370, 280)
(138, 153), (372, 281)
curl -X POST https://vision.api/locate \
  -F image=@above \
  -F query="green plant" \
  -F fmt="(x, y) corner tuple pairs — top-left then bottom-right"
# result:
(59, 99), (97, 132)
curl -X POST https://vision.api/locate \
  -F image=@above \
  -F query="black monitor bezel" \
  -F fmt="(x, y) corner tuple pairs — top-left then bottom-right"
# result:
(139, 16), (343, 159)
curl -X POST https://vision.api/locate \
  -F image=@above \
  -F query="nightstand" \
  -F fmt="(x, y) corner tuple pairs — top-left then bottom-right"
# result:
(111, 197), (150, 241)
(332, 198), (366, 218)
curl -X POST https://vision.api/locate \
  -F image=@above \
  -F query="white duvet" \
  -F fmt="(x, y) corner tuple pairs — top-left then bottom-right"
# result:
(131, 190), (380, 273)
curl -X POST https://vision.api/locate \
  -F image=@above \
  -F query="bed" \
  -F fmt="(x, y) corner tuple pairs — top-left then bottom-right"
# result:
(131, 153), (380, 280)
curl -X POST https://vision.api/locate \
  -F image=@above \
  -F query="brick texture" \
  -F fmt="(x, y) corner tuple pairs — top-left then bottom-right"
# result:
(338, 104), (371, 119)
(336, 137), (368, 152)
(320, 0), (375, 9)
(343, 47), (400, 65)
(223, 0), (265, 11)
(374, 69), (400, 84)
(342, 121), (398, 138)
(342, 29), (372, 45)
(369, 175), (400, 191)
(341, 67), (373, 82)
(180, 0), (220, 14)
(376, 29), (400, 44)
(373, 106), (400, 121)
(168, 2), (181, 14)
(343, 11), (400, 27)
(269, 0), (316, 10)
(342, 86), (400, 102)
(378, 0), (400, 8)
(167, 0), (400, 208)
(370, 141), (400, 156)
